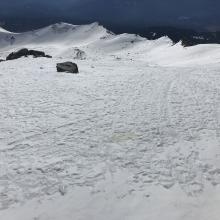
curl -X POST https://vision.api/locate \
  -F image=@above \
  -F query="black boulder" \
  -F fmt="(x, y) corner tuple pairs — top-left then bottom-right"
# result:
(56, 62), (79, 74)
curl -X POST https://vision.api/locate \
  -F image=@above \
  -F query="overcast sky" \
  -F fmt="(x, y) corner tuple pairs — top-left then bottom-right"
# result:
(0, 0), (219, 31)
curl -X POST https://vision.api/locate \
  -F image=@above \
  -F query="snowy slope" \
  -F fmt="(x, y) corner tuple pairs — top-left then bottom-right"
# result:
(0, 22), (220, 66)
(0, 22), (111, 49)
(0, 23), (220, 220)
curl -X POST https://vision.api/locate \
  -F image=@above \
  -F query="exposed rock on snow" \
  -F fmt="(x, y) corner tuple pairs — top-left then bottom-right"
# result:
(6, 48), (52, 60)
(28, 50), (52, 58)
(6, 48), (28, 60)
(73, 48), (86, 60)
(56, 62), (79, 73)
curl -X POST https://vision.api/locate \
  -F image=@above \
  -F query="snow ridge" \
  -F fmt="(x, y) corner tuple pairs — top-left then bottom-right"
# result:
(0, 22), (219, 66)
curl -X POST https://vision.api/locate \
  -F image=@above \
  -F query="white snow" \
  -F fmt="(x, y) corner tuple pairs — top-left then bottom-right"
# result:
(0, 23), (220, 220)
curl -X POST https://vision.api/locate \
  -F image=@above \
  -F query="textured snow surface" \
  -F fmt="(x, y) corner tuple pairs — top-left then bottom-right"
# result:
(0, 23), (220, 220)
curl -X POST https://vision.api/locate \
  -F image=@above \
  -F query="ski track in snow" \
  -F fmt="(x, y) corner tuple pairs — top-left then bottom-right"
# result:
(0, 23), (220, 220)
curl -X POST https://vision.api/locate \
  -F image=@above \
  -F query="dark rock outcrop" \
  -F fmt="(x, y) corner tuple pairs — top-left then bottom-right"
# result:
(6, 48), (28, 60)
(56, 62), (79, 74)
(28, 50), (46, 57)
(0, 59), (5, 62)
(6, 48), (52, 60)
(45, 55), (52, 58)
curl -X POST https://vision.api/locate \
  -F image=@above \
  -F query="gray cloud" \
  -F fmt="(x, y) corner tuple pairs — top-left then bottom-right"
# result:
(0, 0), (219, 31)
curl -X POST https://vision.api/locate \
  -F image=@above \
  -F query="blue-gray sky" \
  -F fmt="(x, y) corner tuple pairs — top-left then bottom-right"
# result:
(0, 0), (220, 31)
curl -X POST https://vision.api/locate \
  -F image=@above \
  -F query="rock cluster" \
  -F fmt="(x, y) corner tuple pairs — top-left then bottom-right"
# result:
(2, 48), (80, 74)
(6, 48), (52, 60)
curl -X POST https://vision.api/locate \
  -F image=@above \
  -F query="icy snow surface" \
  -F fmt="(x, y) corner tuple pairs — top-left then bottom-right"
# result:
(0, 23), (220, 220)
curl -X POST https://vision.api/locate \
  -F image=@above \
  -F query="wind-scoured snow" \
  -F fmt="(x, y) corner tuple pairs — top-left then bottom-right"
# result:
(0, 23), (220, 220)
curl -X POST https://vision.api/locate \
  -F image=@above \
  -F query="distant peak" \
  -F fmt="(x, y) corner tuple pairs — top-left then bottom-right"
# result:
(88, 22), (100, 27)
(50, 22), (101, 28)
(45, 22), (107, 33)
(51, 22), (77, 27)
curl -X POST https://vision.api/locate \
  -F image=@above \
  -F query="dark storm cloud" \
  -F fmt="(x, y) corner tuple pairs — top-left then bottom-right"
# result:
(0, 0), (220, 31)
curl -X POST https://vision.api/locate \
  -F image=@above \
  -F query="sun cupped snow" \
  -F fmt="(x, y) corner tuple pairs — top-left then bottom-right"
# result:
(0, 22), (220, 220)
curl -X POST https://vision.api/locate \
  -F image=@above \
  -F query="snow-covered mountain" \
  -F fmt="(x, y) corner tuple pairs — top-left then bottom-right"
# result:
(0, 22), (220, 66)
(0, 22), (112, 48)
(0, 23), (220, 220)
